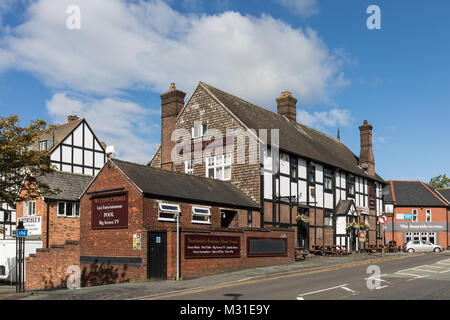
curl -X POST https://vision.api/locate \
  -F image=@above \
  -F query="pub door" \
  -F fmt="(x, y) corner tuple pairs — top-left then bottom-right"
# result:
(297, 208), (310, 252)
(147, 231), (167, 280)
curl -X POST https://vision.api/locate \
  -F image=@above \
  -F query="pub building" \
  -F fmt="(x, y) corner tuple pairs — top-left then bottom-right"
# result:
(149, 82), (387, 253)
(384, 180), (450, 248)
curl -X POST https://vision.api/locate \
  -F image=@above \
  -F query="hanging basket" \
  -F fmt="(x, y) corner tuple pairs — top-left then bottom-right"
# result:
(296, 214), (312, 224)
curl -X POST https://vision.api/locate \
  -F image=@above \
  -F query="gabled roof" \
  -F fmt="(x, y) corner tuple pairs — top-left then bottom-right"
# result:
(111, 159), (260, 209)
(386, 180), (449, 207)
(35, 118), (84, 152)
(199, 82), (385, 184)
(36, 171), (93, 201)
(335, 200), (356, 216)
(434, 188), (450, 205)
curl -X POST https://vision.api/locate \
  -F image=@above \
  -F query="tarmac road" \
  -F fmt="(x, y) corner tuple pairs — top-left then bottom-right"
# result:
(146, 253), (450, 300)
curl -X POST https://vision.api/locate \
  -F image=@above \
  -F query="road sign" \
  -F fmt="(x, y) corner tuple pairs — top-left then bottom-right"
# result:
(16, 229), (28, 238)
(378, 215), (387, 225)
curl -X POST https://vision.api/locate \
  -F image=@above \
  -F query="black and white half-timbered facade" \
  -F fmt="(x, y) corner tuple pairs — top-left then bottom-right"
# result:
(149, 82), (387, 252)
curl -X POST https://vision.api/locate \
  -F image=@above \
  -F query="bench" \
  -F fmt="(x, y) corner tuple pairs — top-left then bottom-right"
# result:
(295, 247), (309, 260)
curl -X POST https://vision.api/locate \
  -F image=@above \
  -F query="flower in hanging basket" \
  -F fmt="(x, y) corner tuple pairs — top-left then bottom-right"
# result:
(296, 214), (312, 224)
(359, 222), (370, 231)
(346, 221), (360, 231)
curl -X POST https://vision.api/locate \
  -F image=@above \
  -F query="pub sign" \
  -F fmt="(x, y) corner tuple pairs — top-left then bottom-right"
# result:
(91, 193), (128, 229)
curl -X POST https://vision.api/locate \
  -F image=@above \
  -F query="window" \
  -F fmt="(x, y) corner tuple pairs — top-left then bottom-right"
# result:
(308, 164), (315, 184)
(39, 141), (47, 151)
(412, 209), (418, 222)
(191, 207), (211, 224)
(347, 174), (355, 197)
(426, 209), (432, 222)
(192, 123), (208, 139)
(206, 154), (231, 181)
(24, 201), (36, 216)
(247, 210), (252, 228)
(185, 160), (193, 175)
(57, 202), (80, 217)
(290, 157), (298, 180)
(158, 203), (180, 222)
(324, 168), (334, 191)
(324, 211), (333, 227)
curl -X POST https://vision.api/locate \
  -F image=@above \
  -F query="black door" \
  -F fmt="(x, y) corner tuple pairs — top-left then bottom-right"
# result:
(147, 231), (167, 280)
(297, 208), (310, 252)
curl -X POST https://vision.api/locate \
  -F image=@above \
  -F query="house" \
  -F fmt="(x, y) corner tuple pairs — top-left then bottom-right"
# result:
(149, 82), (387, 252)
(384, 180), (450, 248)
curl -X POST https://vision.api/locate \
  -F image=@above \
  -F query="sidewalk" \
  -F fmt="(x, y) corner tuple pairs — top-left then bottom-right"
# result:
(3, 251), (431, 300)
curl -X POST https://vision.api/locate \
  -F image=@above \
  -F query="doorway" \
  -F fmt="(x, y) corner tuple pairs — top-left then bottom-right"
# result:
(147, 231), (167, 280)
(297, 208), (310, 251)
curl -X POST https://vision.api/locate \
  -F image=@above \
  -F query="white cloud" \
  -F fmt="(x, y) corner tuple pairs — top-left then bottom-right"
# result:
(275, 0), (319, 17)
(1, 0), (347, 107)
(297, 108), (352, 129)
(46, 93), (158, 164)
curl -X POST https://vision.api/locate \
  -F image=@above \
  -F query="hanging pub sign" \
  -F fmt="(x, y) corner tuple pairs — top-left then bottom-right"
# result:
(91, 193), (128, 229)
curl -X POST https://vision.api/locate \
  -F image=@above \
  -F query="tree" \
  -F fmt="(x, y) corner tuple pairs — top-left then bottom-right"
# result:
(0, 115), (56, 207)
(428, 174), (450, 189)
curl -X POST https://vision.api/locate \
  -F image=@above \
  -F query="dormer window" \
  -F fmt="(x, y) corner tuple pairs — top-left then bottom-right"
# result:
(39, 140), (53, 151)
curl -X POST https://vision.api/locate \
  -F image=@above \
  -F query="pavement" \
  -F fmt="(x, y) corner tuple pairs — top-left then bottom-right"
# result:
(0, 251), (435, 300)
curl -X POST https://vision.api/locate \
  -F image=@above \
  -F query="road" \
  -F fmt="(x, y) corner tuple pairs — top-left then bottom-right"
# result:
(145, 253), (450, 300)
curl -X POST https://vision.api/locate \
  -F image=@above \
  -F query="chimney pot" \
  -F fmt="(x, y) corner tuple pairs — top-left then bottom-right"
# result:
(276, 91), (298, 123)
(67, 115), (79, 123)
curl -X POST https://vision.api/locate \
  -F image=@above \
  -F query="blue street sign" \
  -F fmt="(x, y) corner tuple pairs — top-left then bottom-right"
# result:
(403, 214), (413, 220)
(17, 229), (28, 238)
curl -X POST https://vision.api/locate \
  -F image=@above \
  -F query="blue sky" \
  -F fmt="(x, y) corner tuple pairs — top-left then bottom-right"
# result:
(0, 0), (449, 181)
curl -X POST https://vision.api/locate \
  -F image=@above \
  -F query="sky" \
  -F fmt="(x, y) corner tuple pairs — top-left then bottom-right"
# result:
(0, 0), (449, 181)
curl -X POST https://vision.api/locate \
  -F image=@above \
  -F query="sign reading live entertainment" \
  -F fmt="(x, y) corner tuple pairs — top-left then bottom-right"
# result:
(91, 193), (128, 229)
(185, 235), (240, 259)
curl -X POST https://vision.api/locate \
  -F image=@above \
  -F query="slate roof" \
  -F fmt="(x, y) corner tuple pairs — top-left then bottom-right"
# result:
(386, 181), (449, 207)
(36, 171), (94, 201)
(34, 118), (84, 152)
(434, 188), (450, 205)
(199, 82), (385, 183)
(111, 159), (260, 209)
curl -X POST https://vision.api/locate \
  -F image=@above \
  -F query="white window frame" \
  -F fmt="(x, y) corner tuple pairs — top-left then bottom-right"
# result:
(412, 209), (418, 222)
(24, 201), (36, 216)
(158, 203), (180, 222)
(426, 209), (432, 222)
(185, 160), (193, 175)
(191, 206), (211, 225)
(39, 141), (47, 151)
(192, 123), (207, 139)
(57, 201), (80, 218)
(206, 154), (231, 181)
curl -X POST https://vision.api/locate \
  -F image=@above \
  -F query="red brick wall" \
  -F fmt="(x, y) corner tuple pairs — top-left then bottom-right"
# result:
(16, 184), (80, 247)
(25, 241), (80, 291)
(167, 228), (295, 279)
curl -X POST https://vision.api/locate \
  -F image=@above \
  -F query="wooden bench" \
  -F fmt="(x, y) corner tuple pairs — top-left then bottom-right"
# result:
(295, 247), (309, 260)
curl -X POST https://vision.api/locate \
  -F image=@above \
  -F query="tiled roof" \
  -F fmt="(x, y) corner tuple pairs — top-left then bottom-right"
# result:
(36, 171), (93, 201)
(335, 200), (355, 215)
(199, 82), (385, 183)
(387, 181), (449, 207)
(34, 118), (84, 152)
(111, 159), (260, 209)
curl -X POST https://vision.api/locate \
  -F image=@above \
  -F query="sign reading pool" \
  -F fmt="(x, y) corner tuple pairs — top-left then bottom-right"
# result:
(91, 193), (128, 229)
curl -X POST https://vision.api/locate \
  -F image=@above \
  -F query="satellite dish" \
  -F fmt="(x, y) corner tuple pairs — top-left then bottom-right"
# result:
(106, 145), (115, 156)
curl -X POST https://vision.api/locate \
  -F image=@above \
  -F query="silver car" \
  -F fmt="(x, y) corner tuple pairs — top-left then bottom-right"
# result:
(405, 240), (444, 253)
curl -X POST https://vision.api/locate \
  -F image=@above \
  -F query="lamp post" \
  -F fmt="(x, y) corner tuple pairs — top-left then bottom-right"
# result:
(16, 221), (26, 293)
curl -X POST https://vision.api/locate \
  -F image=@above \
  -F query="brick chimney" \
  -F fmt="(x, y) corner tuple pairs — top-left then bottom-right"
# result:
(276, 91), (297, 122)
(67, 115), (79, 123)
(359, 120), (375, 176)
(160, 83), (186, 171)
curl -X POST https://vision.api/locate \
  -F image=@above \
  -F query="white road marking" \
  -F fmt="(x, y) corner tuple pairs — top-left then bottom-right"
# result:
(297, 284), (349, 300)
(375, 285), (389, 290)
(341, 286), (357, 294)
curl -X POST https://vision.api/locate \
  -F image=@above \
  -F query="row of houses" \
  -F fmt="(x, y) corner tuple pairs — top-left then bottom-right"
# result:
(1, 81), (448, 289)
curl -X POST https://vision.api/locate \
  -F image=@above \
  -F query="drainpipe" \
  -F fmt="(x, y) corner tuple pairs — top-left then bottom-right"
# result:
(45, 199), (50, 248)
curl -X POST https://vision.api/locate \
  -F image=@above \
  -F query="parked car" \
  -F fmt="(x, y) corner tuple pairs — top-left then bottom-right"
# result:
(405, 240), (444, 253)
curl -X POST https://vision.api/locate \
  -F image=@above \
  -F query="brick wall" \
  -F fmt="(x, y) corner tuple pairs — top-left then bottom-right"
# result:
(167, 228), (295, 279)
(25, 241), (80, 291)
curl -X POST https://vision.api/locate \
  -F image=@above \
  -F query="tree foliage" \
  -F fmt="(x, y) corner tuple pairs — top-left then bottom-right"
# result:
(428, 174), (450, 189)
(0, 115), (55, 207)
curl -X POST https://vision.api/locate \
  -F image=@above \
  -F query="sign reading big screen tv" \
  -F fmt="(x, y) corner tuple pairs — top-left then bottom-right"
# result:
(91, 193), (128, 229)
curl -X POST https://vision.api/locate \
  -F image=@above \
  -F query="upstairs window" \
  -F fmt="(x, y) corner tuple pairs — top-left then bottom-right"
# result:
(426, 209), (432, 222)
(324, 168), (334, 191)
(185, 160), (193, 175)
(206, 154), (231, 181)
(57, 202), (80, 218)
(39, 140), (53, 151)
(158, 203), (180, 222)
(307, 164), (315, 184)
(324, 210), (333, 227)
(347, 174), (355, 197)
(192, 123), (208, 139)
(191, 207), (211, 224)
(290, 157), (298, 180)
(412, 209), (418, 222)
(24, 201), (36, 216)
